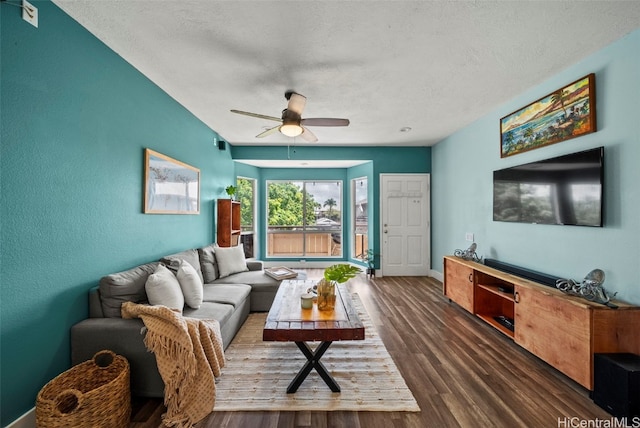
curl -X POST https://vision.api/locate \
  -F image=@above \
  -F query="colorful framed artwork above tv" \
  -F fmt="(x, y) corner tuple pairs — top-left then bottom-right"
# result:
(144, 148), (200, 214)
(500, 73), (596, 158)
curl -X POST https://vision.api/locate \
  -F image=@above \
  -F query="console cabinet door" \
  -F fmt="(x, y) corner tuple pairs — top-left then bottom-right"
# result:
(514, 285), (592, 388)
(444, 258), (474, 312)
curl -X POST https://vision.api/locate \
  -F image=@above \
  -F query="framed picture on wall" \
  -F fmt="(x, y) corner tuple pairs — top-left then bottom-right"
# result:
(144, 148), (200, 214)
(500, 73), (596, 158)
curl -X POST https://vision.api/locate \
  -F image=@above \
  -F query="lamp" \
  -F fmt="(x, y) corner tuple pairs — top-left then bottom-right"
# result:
(280, 120), (303, 137)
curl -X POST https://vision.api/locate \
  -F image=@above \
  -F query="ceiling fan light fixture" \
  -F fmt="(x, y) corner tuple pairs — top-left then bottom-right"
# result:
(231, 91), (349, 142)
(280, 123), (303, 137)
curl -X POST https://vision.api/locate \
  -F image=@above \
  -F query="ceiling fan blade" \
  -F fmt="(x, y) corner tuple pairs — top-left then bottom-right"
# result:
(301, 118), (350, 127)
(287, 93), (307, 116)
(231, 109), (282, 122)
(256, 125), (281, 138)
(300, 126), (318, 143)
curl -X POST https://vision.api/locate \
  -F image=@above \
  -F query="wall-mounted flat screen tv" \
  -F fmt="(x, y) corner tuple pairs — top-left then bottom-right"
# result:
(493, 147), (604, 227)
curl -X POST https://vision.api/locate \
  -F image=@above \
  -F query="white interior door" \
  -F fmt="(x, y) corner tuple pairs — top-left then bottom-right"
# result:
(381, 174), (430, 276)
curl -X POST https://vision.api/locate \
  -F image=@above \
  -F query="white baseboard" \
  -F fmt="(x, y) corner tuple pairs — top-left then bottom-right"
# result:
(430, 269), (444, 283)
(7, 408), (35, 428)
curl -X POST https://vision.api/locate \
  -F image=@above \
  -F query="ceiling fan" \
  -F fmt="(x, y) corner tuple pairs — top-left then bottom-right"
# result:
(230, 91), (350, 143)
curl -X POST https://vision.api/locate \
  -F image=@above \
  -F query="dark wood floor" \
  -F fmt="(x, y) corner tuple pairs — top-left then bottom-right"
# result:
(131, 269), (611, 427)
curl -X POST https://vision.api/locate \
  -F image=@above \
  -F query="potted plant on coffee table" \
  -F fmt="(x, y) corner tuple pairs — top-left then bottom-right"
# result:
(316, 264), (362, 311)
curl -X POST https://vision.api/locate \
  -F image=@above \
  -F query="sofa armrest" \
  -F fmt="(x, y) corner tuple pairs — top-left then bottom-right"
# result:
(246, 260), (263, 271)
(71, 318), (164, 397)
(88, 286), (104, 318)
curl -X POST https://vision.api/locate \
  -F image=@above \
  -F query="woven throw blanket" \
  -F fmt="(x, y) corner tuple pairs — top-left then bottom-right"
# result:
(121, 302), (224, 427)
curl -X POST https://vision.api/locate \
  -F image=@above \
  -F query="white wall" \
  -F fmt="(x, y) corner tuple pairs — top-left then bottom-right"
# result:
(432, 28), (640, 305)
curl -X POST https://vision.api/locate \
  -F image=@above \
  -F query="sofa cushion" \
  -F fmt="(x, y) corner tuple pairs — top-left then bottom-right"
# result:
(197, 244), (218, 283)
(214, 244), (249, 278)
(177, 260), (203, 309)
(211, 270), (280, 291)
(160, 249), (204, 283)
(99, 262), (158, 318)
(246, 260), (264, 272)
(202, 284), (251, 308)
(183, 301), (234, 325)
(145, 264), (184, 312)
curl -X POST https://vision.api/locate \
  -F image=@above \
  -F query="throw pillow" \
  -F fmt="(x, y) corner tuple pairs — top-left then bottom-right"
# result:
(197, 244), (219, 283)
(177, 259), (203, 309)
(160, 249), (204, 284)
(145, 264), (184, 312)
(214, 244), (249, 279)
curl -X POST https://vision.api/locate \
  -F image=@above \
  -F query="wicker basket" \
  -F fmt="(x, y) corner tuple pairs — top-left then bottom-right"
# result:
(36, 350), (131, 428)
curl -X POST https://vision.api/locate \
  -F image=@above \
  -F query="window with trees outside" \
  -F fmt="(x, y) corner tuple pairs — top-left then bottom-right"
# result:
(352, 177), (368, 261)
(267, 180), (342, 258)
(237, 177), (255, 258)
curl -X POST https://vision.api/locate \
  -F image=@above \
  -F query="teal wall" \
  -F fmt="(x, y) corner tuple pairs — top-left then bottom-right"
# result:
(232, 146), (430, 266)
(0, 2), (234, 424)
(432, 28), (640, 305)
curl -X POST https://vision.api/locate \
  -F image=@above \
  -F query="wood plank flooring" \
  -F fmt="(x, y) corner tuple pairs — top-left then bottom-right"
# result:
(131, 270), (612, 427)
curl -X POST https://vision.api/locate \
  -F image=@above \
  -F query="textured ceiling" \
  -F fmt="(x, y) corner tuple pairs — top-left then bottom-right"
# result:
(53, 1), (640, 147)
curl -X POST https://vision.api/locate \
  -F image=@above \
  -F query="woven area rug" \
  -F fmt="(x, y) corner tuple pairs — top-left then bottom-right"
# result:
(214, 294), (420, 412)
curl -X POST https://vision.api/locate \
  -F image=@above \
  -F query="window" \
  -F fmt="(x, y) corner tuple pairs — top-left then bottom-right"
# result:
(352, 177), (368, 261)
(237, 177), (255, 258)
(267, 180), (342, 257)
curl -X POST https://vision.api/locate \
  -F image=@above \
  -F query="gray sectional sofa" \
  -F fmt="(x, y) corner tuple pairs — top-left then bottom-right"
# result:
(70, 244), (281, 397)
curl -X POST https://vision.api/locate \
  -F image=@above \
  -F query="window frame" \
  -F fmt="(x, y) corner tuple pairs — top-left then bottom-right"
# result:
(351, 176), (368, 262)
(265, 179), (343, 258)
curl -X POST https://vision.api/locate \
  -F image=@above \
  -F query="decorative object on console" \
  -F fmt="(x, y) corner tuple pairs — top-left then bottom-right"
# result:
(454, 243), (481, 262)
(556, 268), (618, 308)
(500, 73), (596, 158)
(144, 148), (200, 214)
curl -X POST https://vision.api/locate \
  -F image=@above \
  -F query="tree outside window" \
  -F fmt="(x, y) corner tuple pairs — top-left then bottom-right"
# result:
(267, 180), (342, 257)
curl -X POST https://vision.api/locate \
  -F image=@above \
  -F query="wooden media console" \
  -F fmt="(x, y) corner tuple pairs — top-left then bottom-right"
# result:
(444, 255), (640, 390)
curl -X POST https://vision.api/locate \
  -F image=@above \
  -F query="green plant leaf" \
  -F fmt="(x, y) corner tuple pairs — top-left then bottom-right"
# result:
(323, 264), (362, 283)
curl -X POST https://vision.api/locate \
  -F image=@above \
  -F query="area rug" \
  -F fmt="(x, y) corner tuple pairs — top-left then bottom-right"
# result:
(213, 294), (420, 412)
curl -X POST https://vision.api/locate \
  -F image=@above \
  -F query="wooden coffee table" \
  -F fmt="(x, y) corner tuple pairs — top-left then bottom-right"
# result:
(263, 279), (365, 393)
